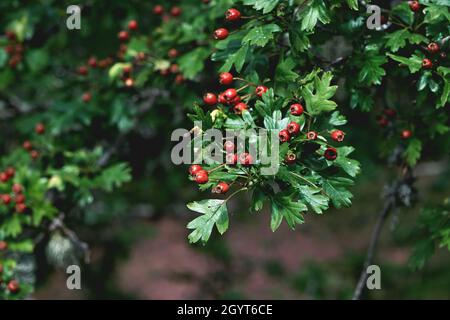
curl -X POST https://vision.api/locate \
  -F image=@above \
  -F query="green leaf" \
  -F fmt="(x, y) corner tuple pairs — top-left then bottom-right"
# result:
(404, 138), (422, 166)
(385, 29), (410, 52)
(242, 24), (281, 47)
(243, 0), (280, 14)
(275, 57), (299, 83)
(187, 199), (229, 243)
(329, 111), (347, 126)
(357, 53), (386, 85)
(25, 49), (49, 73)
(94, 163), (132, 192)
(334, 147), (361, 177)
(298, 185), (329, 214)
(109, 63), (132, 80)
(242, 109), (257, 128)
(298, 0), (331, 31)
(346, 0), (358, 10)
(302, 71), (337, 115)
(270, 193), (306, 231)
(387, 53), (423, 74)
(8, 240), (34, 253)
(178, 47), (210, 79)
(219, 43), (249, 73)
(322, 177), (354, 208)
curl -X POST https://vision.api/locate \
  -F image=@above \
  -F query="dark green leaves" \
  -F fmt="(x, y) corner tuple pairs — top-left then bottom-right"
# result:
(387, 53), (423, 74)
(242, 24), (281, 47)
(243, 0), (280, 14)
(178, 48), (210, 79)
(187, 199), (229, 244)
(302, 71), (338, 115)
(404, 138), (422, 167)
(270, 193), (307, 231)
(298, 0), (331, 31)
(355, 51), (387, 85)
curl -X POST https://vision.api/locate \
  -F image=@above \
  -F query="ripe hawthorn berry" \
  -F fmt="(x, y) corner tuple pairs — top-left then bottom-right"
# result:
(324, 147), (338, 161)
(287, 122), (300, 136)
(213, 182), (229, 194)
(408, 1), (420, 12)
(330, 129), (345, 142)
(82, 92), (91, 103)
(285, 153), (296, 165)
(35, 122), (45, 134)
(124, 78), (134, 87)
(239, 153), (253, 166)
(88, 57), (97, 68)
(12, 184), (23, 194)
(378, 116), (389, 128)
(15, 194), (25, 204)
(175, 74), (185, 85)
(427, 42), (440, 54)
(0, 172), (8, 183)
(229, 95), (241, 106)
(307, 131), (318, 140)
(128, 20), (138, 31)
(7, 280), (20, 293)
(384, 108), (396, 117)
(2, 194), (11, 205)
(290, 104), (304, 116)
(118, 30), (129, 42)
(224, 88), (237, 101)
(15, 203), (27, 213)
(401, 130), (412, 139)
(255, 85), (268, 97)
(160, 68), (170, 76)
(226, 153), (238, 165)
(203, 93), (218, 106)
(170, 6), (182, 17)
(422, 58), (433, 69)
(168, 48), (178, 58)
(5, 30), (16, 41)
(170, 64), (179, 74)
(30, 150), (39, 160)
(0, 240), (7, 251)
(219, 72), (233, 85)
(214, 28), (229, 40)
(194, 170), (209, 184)
(224, 141), (235, 152)
(233, 102), (248, 114)
(78, 65), (88, 76)
(189, 165), (203, 176)
(23, 140), (32, 151)
(225, 8), (241, 21)
(5, 167), (15, 179)
(153, 5), (164, 15)
(218, 93), (227, 104)
(279, 129), (291, 143)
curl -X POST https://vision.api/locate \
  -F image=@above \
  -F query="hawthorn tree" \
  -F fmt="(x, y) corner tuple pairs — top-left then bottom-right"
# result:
(0, 0), (448, 300)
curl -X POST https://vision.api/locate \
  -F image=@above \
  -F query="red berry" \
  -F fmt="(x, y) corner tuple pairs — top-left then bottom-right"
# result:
(194, 170), (209, 184)
(0, 172), (8, 183)
(124, 78), (134, 87)
(189, 165), (203, 176)
(5, 167), (15, 179)
(233, 102), (248, 114)
(239, 153), (253, 166)
(5, 30), (16, 41)
(225, 8), (241, 21)
(378, 116), (389, 128)
(279, 129), (291, 143)
(224, 141), (235, 152)
(30, 150), (39, 160)
(401, 130), (412, 139)
(422, 58), (433, 69)
(213, 182), (230, 194)
(214, 28), (229, 40)
(78, 65), (88, 76)
(2, 194), (11, 205)
(153, 5), (164, 15)
(168, 48), (178, 58)
(330, 130), (345, 142)
(226, 153), (238, 165)
(175, 74), (185, 85)
(15, 194), (25, 204)
(88, 56), (97, 68)
(229, 95), (241, 106)
(15, 203), (27, 213)
(223, 88), (237, 101)
(12, 184), (23, 194)
(427, 42), (440, 54)
(219, 72), (233, 85)
(23, 140), (32, 151)
(128, 20), (138, 31)
(218, 93), (227, 104)
(0, 240), (7, 251)
(35, 122), (45, 134)
(285, 153), (296, 165)
(118, 30), (129, 42)
(203, 93), (218, 106)
(255, 85), (268, 97)
(287, 122), (301, 136)
(170, 64), (179, 74)
(7, 280), (20, 293)
(290, 103), (304, 116)
(4, 45), (14, 55)
(82, 92), (91, 103)
(307, 131), (318, 140)
(170, 6), (182, 17)
(324, 147), (338, 161)
(384, 108), (396, 117)
(408, 1), (420, 12)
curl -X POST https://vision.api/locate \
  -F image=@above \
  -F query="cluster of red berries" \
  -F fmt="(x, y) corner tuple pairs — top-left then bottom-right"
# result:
(189, 165), (230, 195)
(377, 108), (412, 139)
(3, 30), (24, 69)
(21, 123), (45, 160)
(0, 172), (27, 214)
(213, 8), (242, 40)
(160, 48), (185, 84)
(0, 263), (21, 294)
(422, 42), (444, 70)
